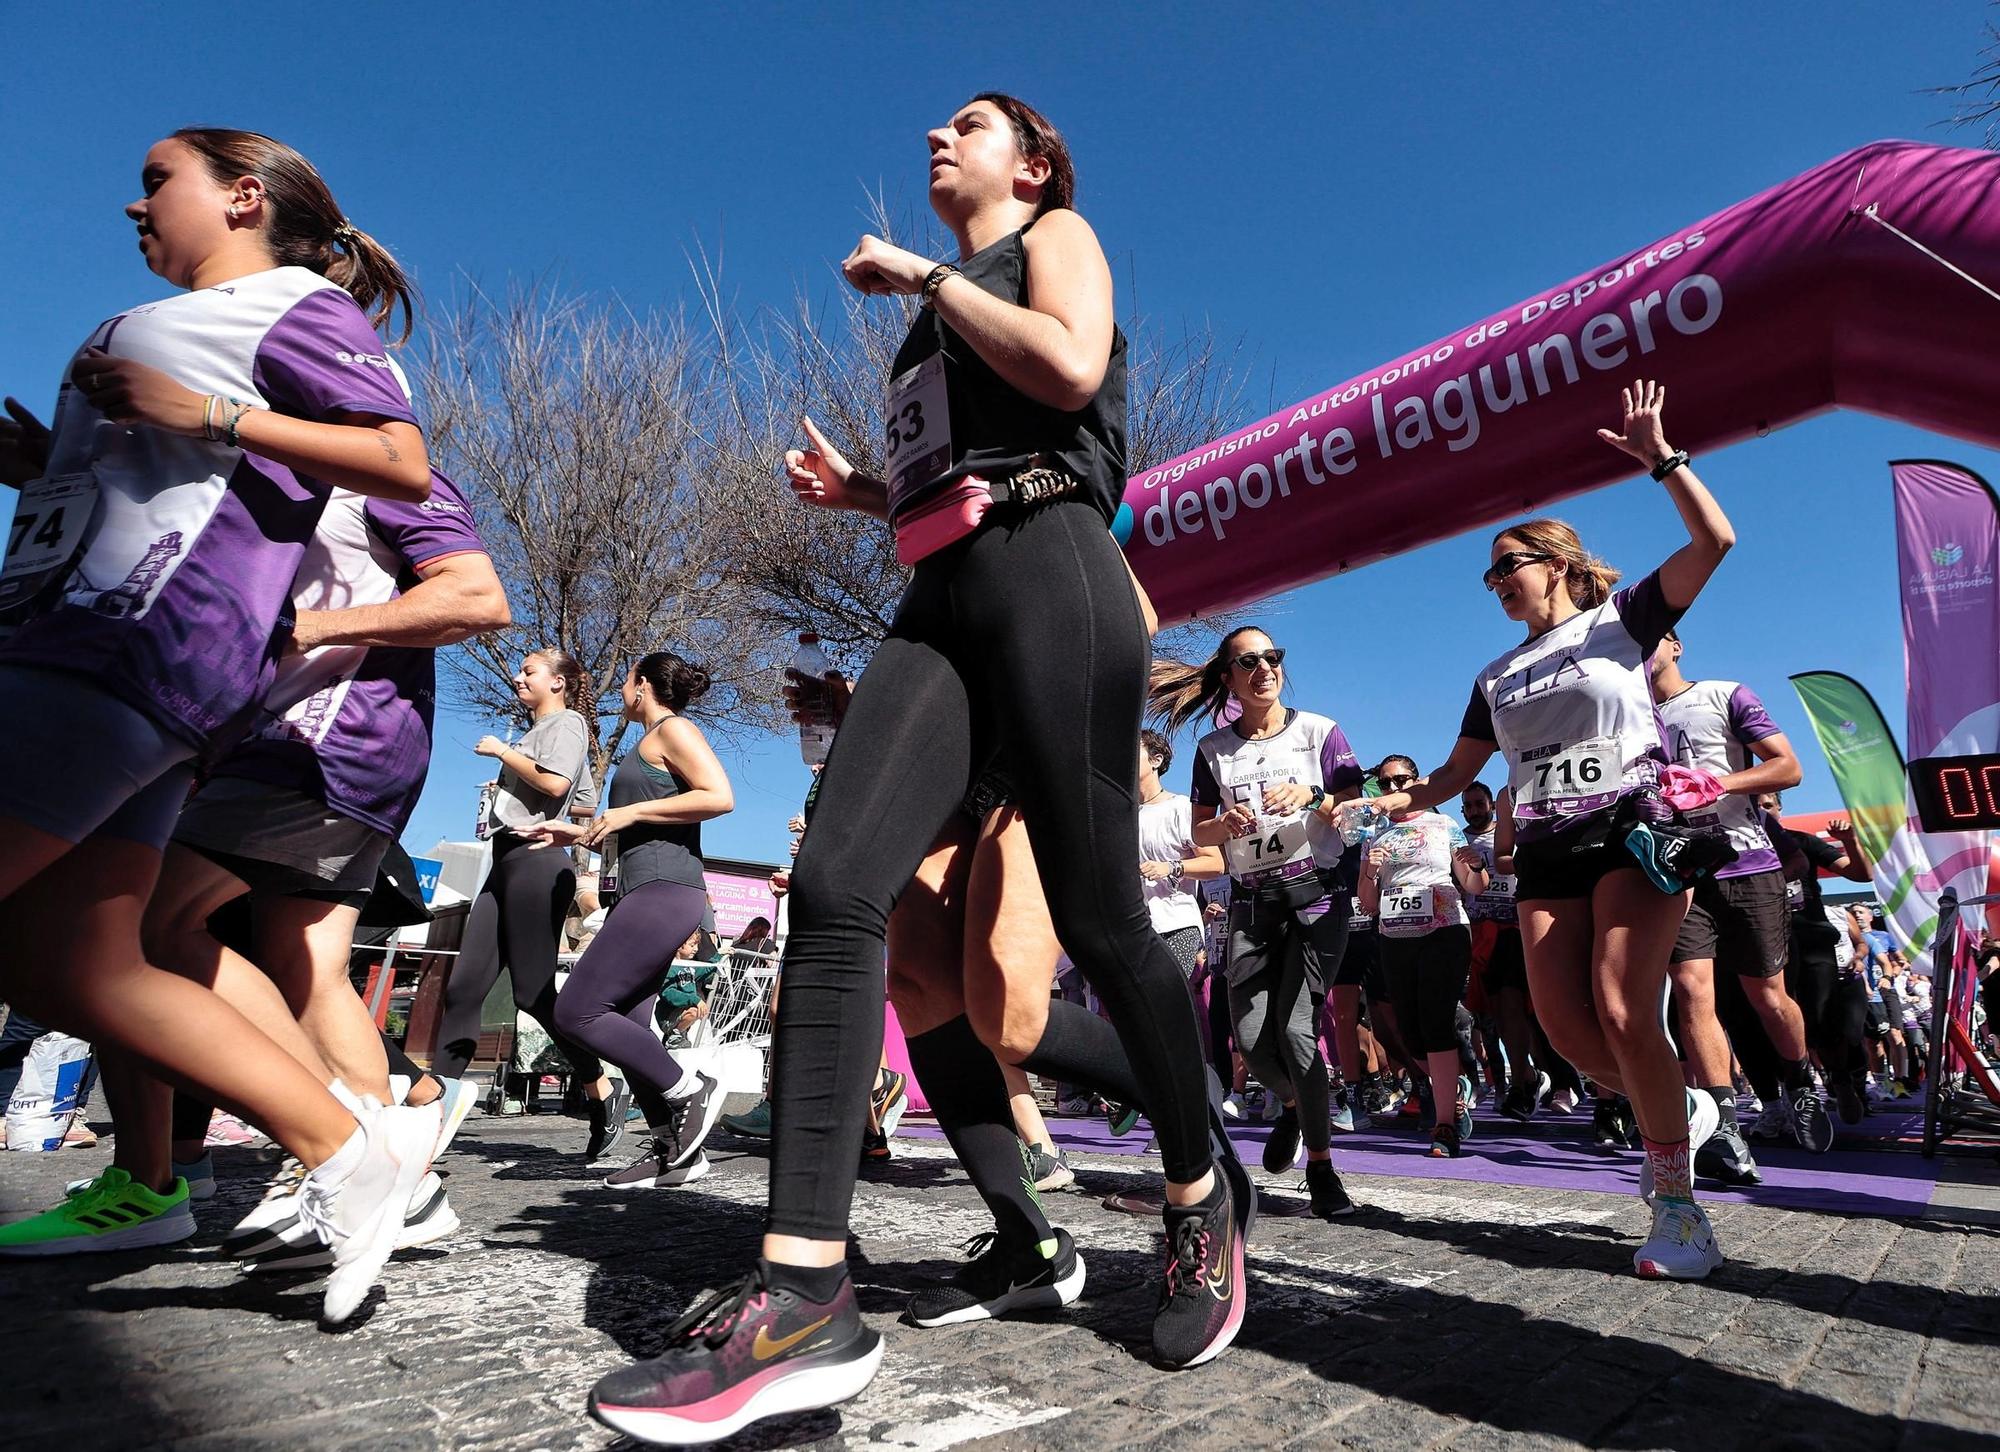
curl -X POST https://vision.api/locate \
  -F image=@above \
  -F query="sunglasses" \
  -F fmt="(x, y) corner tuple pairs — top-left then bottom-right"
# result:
(1482, 551), (1553, 589)
(1380, 773), (1417, 789)
(1228, 648), (1286, 671)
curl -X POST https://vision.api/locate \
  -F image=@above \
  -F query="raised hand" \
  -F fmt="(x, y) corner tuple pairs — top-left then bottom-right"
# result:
(0, 397), (52, 487)
(840, 235), (935, 298)
(1596, 378), (1672, 465)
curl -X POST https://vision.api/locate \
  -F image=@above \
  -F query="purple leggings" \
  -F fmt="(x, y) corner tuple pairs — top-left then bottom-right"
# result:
(553, 878), (709, 1125)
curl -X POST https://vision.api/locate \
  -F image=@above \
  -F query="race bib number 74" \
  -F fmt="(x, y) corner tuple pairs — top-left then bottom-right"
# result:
(1224, 812), (1311, 881)
(0, 471), (97, 627)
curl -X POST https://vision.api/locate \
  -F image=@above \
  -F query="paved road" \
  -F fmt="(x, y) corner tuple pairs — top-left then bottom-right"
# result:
(4, 1115), (1998, 1451)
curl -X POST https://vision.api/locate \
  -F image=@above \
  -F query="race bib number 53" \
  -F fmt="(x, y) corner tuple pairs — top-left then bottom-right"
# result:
(884, 354), (952, 514)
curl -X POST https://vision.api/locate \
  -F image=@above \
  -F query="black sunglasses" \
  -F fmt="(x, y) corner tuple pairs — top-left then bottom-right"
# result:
(1228, 647), (1286, 671)
(1379, 773), (1417, 789)
(1482, 551), (1553, 589)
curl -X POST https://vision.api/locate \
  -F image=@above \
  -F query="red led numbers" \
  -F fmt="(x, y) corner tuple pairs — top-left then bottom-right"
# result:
(1909, 754), (2000, 832)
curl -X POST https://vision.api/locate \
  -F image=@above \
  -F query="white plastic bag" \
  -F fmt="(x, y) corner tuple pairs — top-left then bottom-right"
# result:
(5, 1031), (92, 1152)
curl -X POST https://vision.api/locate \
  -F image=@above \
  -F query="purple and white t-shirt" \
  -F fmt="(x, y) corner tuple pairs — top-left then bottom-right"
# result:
(1369, 812), (1471, 938)
(1460, 572), (1681, 843)
(210, 471), (485, 836)
(1462, 825), (1519, 924)
(1657, 679), (1782, 878)
(2, 266), (419, 751)
(1192, 708), (1363, 889)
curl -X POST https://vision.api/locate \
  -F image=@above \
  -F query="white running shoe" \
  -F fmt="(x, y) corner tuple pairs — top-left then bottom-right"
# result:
(1549, 1087), (1580, 1115)
(247, 1171), (459, 1271)
(222, 1157), (312, 1258)
(1221, 1093), (1248, 1121)
(1745, 1099), (1791, 1143)
(1633, 1199), (1722, 1280)
(1639, 1089), (1720, 1203)
(1259, 1091), (1284, 1123)
(301, 1100), (442, 1324)
(430, 1078), (476, 1160)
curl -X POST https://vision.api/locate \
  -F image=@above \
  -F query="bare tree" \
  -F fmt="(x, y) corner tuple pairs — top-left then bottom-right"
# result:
(1930, 9), (2000, 148)
(419, 280), (789, 779)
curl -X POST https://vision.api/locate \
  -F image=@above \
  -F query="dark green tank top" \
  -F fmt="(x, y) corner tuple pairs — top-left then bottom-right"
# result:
(887, 216), (1129, 525)
(606, 727), (705, 893)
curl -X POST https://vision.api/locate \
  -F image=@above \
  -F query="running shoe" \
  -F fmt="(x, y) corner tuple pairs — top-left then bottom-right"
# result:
(1622, 821), (1736, 895)
(1454, 1076), (1475, 1141)
(1547, 1086), (1580, 1115)
(223, 1157), (314, 1258)
(204, 1111), (263, 1148)
(1304, 1158), (1356, 1218)
(1783, 1083), (1835, 1155)
(666, 1072), (726, 1169)
(607, 1136), (714, 1189)
(1262, 1105), (1303, 1173)
(1500, 1080), (1539, 1123)
(1258, 1090), (1283, 1123)
(720, 1098), (772, 1139)
(1694, 1118), (1761, 1186)
(60, 1119), (98, 1149)
(302, 1100), (442, 1324)
(1329, 1099), (1357, 1134)
(1151, 1178), (1246, 1369)
(586, 1080), (634, 1163)
(1427, 1124), (1463, 1158)
(71, 1155), (215, 1204)
(1357, 1077), (1390, 1117)
(587, 1262), (883, 1445)
(430, 1077), (477, 1160)
(1834, 1075), (1866, 1126)
(1633, 1199), (1723, 1280)
(0, 1168), (194, 1257)
(246, 1172), (460, 1271)
(870, 1069), (909, 1139)
(1744, 1099), (1790, 1144)
(908, 1229), (1086, 1327)
(1107, 1099), (1142, 1137)
(1220, 1092), (1248, 1121)
(1741, 1092), (1765, 1116)
(860, 1129), (891, 1164)
(1056, 1095), (1095, 1116)
(1030, 1144), (1075, 1192)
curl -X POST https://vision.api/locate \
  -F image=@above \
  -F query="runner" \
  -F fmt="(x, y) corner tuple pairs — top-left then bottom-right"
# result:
(1462, 783), (1546, 1121)
(586, 94), (1242, 1444)
(1157, 626), (1364, 1217)
(0, 128), (441, 1319)
(433, 648), (626, 1156)
(1335, 379), (1731, 1280)
(1358, 756), (1488, 1157)
(1649, 633), (1826, 1171)
(542, 652), (734, 1185)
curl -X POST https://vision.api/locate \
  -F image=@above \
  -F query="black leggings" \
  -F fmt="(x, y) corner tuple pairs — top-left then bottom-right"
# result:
(1382, 926), (1472, 1056)
(554, 879), (707, 1125)
(769, 502), (1213, 1240)
(434, 833), (602, 1084)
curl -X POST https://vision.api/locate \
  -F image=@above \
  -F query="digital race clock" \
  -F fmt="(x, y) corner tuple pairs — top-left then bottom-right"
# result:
(1908, 753), (2000, 832)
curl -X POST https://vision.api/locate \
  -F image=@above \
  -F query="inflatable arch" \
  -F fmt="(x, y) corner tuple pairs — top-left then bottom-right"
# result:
(1123, 140), (2000, 623)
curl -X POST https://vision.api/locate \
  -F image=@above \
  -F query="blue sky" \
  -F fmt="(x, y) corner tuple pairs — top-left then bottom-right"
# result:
(3, 4), (1994, 866)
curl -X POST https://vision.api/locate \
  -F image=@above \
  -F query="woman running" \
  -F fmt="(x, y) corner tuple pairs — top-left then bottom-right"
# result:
(0, 128), (441, 1320)
(1154, 627), (1364, 1217)
(1356, 754), (1488, 1157)
(435, 649), (624, 1154)
(586, 93), (1239, 1444)
(543, 651), (734, 1184)
(1335, 379), (1731, 1280)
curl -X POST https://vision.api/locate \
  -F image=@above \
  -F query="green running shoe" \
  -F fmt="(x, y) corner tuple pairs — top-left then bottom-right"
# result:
(0, 1167), (195, 1257)
(719, 1097), (772, 1139)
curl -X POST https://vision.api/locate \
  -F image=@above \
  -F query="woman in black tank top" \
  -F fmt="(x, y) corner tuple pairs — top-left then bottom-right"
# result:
(584, 95), (1243, 1441)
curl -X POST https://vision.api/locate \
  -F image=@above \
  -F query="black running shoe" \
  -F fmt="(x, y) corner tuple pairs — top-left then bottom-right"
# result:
(586, 1081), (633, 1162)
(1785, 1084), (1835, 1154)
(1107, 1100), (1142, 1137)
(908, 1229), (1086, 1327)
(859, 1128), (890, 1165)
(605, 1136), (711, 1189)
(1427, 1124), (1463, 1158)
(1304, 1159), (1355, 1219)
(588, 1263), (882, 1445)
(1151, 1180), (1246, 1370)
(1261, 1105), (1302, 1174)
(1500, 1081), (1538, 1123)
(1694, 1120), (1762, 1186)
(1592, 1096), (1625, 1147)
(1834, 1075), (1866, 1126)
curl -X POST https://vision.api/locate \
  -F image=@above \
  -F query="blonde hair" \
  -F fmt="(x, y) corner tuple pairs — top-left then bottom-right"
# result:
(527, 647), (586, 706)
(1495, 517), (1620, 609)
(1148, 626), (1268, 735)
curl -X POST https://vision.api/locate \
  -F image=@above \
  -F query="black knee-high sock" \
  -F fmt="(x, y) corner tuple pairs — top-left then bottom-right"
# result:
(907, 1017), (1053, 1250)
(1020, 998), (1147, 1112)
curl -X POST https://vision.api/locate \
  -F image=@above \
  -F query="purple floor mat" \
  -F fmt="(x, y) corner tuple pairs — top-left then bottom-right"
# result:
(908, 1103), (1940, 1218)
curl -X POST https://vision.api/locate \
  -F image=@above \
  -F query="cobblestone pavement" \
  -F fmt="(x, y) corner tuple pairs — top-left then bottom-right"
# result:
(5, 1115), (1999, 1452)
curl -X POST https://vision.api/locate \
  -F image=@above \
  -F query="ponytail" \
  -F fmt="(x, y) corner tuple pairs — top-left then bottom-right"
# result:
(1494, 517), (1620, 609)
(634, 650), (713, 713)
(1147, 625), (1267, 735)
(172, 127), (416, 342)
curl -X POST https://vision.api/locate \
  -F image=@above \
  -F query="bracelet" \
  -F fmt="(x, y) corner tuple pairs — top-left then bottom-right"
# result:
(1168, 860), (1186, 887)
(201, 394), (219, 441)
(921, 263), (961, 305)
(1649, 448), (1690, 482)
(224, 400), (252, 448)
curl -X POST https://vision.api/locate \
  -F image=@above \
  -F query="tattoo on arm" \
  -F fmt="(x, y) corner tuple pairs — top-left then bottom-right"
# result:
(377, 433), (402, 463)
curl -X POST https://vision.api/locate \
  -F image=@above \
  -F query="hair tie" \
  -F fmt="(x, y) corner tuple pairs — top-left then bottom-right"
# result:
(332, 220), (359, 245)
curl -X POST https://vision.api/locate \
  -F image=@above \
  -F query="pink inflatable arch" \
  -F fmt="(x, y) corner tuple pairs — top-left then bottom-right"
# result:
(1125, 141), (2000, 622)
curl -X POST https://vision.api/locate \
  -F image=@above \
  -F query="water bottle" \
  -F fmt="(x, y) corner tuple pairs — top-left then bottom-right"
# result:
(1339, 802), (1380, 848)
(792, 632), (836, 766)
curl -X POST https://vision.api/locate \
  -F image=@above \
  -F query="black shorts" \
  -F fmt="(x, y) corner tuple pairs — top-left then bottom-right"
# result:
(1878, 982), (1907, 1031)
(1864, 1000), (1892, 1039)
(1512, 830), (1639, 902)
(1334, 922), (1381, 995)
(1671, 870), (1789, 977)
(1481, 922), (1528, 992)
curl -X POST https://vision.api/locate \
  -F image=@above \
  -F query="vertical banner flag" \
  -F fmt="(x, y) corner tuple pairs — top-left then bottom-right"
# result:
(1789, 671), (1940, 953)
(1892, 460), (2000, 937)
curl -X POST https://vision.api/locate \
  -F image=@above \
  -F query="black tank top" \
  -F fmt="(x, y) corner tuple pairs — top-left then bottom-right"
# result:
(605, 728), (706, 893)
(887, 215), (1129, 524)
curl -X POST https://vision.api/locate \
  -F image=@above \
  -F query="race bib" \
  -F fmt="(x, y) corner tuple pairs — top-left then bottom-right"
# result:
(884, 354), (952, 515)
(1516, 736), (1619, 815)
(1380, 886), (1434, 932)
(1477, 875), (1518, 909)
(1224, 812), (1312, 882)
(1785, 879), (1805, 910)
(1348, 894), (1373, 931)
(0, 471), (97, 630)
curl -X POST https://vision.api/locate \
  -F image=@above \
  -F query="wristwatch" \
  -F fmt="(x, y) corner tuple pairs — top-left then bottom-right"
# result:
(1307, 786), (1327, 811)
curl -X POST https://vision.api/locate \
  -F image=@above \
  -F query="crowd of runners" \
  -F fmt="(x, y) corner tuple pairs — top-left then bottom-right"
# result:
(0, 100), (1964, 1447)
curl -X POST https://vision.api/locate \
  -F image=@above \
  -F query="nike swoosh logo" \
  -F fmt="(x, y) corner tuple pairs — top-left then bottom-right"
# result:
(752, 1316), (831, 1361)
(1205, 1212), (1235, 1301)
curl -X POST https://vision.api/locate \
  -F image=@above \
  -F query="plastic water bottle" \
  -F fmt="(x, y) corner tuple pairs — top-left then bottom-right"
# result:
(792, 632), (836, 766)
(1339, 802), (1380, 848)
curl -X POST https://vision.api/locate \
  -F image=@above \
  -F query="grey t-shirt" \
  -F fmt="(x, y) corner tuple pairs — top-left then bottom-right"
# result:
(489, 709), (589, 833)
